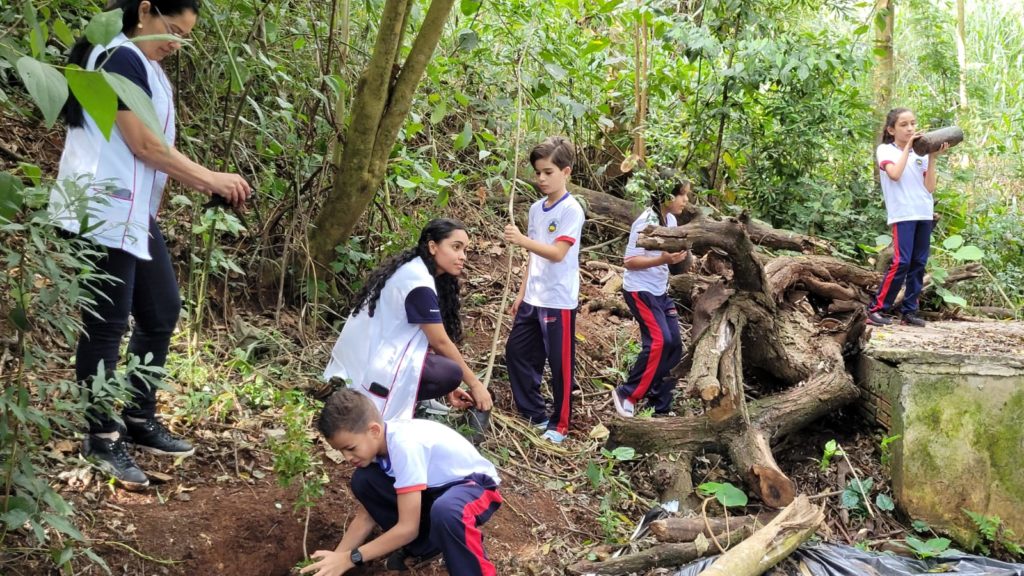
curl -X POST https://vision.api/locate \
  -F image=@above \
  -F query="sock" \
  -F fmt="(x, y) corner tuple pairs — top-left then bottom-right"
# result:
(93, 431), (119, 440)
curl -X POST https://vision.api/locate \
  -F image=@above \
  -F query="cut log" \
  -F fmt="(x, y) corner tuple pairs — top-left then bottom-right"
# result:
(966, 306), (1016, 320)
(526, 180), (829, 254)
(652, 453), (701, 510)
(668, 272), (720, 309)
(696, 494), (823, 576)
(566, 524), (755, 575)
(649, 512), (778, 543)
(746, 218), (831, 254)
(912, 126), (964, 156)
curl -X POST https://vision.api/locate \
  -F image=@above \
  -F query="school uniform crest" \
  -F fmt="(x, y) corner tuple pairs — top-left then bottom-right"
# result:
(547, 220), (558, 233)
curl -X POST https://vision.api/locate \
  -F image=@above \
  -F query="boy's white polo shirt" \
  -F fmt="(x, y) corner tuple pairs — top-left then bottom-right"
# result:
(877, 143), (932, 224)
(623, 209), (676, 295)
(377, 419), (500, 494)
(523, 191), (585, 309)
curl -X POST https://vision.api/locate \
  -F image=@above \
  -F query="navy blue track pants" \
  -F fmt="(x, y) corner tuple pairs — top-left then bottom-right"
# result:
(870, 220), (933, 315)
(505, 302), (576, 435)
(617, 290), (681, 413)
(351, 465), (502, 575)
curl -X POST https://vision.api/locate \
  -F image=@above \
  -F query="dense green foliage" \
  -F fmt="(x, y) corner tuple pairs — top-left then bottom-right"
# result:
(1, 0), (1023, 570)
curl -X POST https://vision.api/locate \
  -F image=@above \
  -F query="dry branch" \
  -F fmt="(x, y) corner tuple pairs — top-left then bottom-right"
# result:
(566, 525), (755, 575)
(649, 512), (778, 543)
(696, 495), (823, 576)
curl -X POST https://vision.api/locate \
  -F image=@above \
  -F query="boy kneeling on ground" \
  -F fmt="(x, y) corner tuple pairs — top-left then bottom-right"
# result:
(302, 387), (503, 576)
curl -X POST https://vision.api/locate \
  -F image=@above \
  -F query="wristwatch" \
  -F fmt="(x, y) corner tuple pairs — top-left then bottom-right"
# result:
(350, 548), (364, 566)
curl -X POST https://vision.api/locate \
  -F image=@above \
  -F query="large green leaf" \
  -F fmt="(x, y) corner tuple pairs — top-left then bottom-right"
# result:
(713, 483), (748, 508)
(85, 9), (124, 46)
(952, 245), (983, 261)
(460, 0), (481, 16)
(101, 71), (165, 140)
(15, 57), (69, 127)
(942, 234), (964, 250)
(53, 18), (75, 46)
(65, 67), (118, 139)
(453, 121), (473, 151)
(0, 171), (24, 222)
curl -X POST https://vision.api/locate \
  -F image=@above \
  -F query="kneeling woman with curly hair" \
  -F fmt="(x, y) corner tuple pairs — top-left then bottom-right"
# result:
(324, 218), (492, 421)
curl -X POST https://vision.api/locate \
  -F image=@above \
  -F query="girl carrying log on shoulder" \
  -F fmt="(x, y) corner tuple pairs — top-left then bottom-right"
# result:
(866, 108), (949, 328)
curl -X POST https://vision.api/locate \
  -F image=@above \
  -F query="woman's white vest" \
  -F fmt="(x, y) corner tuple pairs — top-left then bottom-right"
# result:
(50, 33), (175, 260)
(324, 257), (437, 421)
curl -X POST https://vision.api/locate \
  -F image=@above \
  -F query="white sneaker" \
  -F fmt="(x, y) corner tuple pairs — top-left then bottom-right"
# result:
(612, 388), (635, 418)
(541, 429), (566, 444)
(532, 419), (549, 431)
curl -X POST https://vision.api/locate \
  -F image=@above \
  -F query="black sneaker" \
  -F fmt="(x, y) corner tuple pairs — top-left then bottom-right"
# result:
(865, 309), (893, 326)
(901, 313), (926, 327)
(385, 547), (442, 571)
(82, 435), (149, 490)
(124, 418), (195, 457)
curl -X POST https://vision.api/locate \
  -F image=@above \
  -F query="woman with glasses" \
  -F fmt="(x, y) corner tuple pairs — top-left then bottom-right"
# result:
(53, 0), (251, 490)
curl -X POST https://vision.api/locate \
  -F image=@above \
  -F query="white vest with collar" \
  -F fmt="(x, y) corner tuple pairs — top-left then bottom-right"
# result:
(51, 33), (175, 260)
(324, 257), (438, 421)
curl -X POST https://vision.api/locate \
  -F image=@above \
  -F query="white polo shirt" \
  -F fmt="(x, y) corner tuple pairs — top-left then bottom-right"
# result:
(378, 419), (500, 494)
(623, 209), (676, 295)
(523, 192), (585, 309)
(877, 143), (932, 225)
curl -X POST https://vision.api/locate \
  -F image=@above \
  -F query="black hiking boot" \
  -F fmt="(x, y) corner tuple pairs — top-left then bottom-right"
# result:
(900, 313), (927, 327)
(124, 418), (195, 457)
(865, 309), (893, 326)
(82, 435), (149, 490)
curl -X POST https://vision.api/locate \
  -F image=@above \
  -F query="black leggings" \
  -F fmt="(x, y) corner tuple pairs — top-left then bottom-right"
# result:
(76, 219), (181, 434)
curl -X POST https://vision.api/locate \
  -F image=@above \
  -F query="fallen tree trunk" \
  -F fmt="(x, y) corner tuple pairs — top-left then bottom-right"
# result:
(697, 495), (823, 576)
(609, 219), (864, 509)
(566, 525), (755, 575)
(530, 181), (830, 254)
(649, 512), (778, 543)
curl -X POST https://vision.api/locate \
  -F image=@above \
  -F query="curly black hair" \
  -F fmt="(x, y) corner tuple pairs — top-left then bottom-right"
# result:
(350, 218), (466, 344)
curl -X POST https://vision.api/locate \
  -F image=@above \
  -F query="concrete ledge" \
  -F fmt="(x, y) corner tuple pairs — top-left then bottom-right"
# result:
(856, 321), (1024, 547)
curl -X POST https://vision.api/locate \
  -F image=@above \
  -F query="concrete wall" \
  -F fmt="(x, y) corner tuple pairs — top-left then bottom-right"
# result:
(856, 349), (1024, 547)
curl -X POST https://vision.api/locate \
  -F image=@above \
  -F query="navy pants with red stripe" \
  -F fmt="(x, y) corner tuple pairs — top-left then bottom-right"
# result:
(617, 290), (682, 413)
(870, 220), (933, 315)
(351, 465), (502, 575)
(505, 303), (576, 434)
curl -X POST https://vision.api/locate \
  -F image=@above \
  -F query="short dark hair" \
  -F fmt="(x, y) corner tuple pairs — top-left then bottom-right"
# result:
(316, 387), (380, 438)
(529, 136), (575, 170)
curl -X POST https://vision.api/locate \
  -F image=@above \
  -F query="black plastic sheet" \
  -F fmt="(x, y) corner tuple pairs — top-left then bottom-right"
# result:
(671, 542), (1024, 576)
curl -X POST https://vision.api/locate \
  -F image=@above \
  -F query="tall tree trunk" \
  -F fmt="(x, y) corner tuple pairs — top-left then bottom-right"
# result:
(954, 0), (970, 169)
(955, 0), (968, 112)
(633, 2), (649, 160)
(310, 0), (457, 270)
(873, 0), (895, 113)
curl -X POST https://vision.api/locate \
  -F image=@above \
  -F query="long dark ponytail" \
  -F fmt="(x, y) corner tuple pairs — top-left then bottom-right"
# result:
(649, 168), (690, 226)
(351, 218), (467, 344)
(880, 107), (911, 145)
(63, 0), (201, 127)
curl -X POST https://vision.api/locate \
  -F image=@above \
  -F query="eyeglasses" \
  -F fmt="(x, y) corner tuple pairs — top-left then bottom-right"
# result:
(152, 5), (188, 40)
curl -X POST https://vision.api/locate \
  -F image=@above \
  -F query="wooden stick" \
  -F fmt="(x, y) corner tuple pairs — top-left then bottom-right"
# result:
(696, 495), (823, 576)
